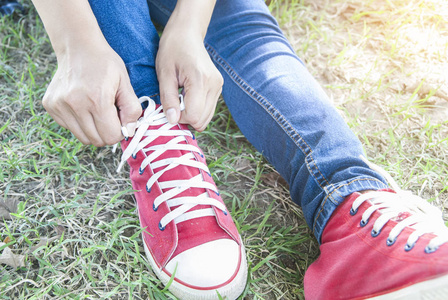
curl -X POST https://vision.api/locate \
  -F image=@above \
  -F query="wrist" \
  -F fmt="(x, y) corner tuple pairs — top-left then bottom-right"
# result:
(164, 0), (216, 40)
(53, 32), (108, 60)
(32, 0), (108, 58)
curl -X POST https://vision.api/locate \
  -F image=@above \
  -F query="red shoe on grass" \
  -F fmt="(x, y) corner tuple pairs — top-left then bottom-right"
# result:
(305, 160), (448, 300)
(117, 96), (247, 300)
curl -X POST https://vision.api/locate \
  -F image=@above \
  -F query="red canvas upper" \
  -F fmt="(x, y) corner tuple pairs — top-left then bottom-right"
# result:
(305, 190), (448, 300)
(121, 115), (241, 268)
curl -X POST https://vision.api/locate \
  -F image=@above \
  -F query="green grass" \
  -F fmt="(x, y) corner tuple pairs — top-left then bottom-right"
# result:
(1, 0), (448, 299)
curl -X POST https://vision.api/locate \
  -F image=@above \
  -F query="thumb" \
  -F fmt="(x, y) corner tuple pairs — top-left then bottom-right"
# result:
(116, 78), (142, 137)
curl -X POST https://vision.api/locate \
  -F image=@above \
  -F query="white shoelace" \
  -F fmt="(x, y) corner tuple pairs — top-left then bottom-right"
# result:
(116, 97), (226, 230)
(353, 156), (448, 252)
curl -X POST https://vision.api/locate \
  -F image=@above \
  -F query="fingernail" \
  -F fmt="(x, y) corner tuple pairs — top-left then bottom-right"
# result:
(126, 122), (137, 137)
(166, 108), (177, 124)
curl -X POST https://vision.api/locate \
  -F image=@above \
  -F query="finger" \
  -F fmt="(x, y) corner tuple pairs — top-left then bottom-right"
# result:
(93, 103), (123, 145)
(179, 81), (206, 127)
(42, 95), (69, 130)
(62, 113), (97, 145)
(63, 102), (106, 146)
(158, 67), (181, 124)
(46, 105), (92, 144)
(116, 75), (142, 137)
(50, 113), (68, 130)
(180, 84), (218, 131)
(194, 90), (219, 132)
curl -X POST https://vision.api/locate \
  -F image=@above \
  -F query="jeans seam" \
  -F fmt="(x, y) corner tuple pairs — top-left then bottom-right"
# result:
(148, 0), (171, 17)
(312, 177), (386, 233)
(205, 43), (331, 190)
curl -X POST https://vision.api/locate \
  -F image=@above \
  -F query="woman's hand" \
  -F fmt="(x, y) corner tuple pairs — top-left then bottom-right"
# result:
(32, 0), (142, 146)
(156, 0), (221, 132)
(43, 44), (142, 146)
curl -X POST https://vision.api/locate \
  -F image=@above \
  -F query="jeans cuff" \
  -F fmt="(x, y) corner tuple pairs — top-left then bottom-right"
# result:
(313, 176), (389, 243)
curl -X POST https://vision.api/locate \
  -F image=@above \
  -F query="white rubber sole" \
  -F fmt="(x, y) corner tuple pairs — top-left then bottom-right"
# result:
(368, 273), (448, 300)
(143, 236), (248, 300)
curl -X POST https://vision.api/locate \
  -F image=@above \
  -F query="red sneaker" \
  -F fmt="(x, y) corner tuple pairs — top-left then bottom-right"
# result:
(117, 97), (247, 300)
(304, 159), (448, 300)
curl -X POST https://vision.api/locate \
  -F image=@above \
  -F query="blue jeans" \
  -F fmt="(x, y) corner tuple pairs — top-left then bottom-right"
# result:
(89, 0), (388, 242)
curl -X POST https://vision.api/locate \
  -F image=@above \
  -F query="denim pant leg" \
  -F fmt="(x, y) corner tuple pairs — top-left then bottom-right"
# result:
(149, 0), (389, 242)
(88, 0), (389, 242)
(88, 0), (160, 100)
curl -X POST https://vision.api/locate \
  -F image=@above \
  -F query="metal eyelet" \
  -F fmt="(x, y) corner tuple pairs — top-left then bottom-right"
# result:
(222, 209), (228, 216)
(153, 203), (158, 212)
(132, 153), (137, 159)
(158, 222), (165, 231)
(146, 186), (151, 193)
(215, 191), (220, 196)
(139, 168), (144, 175)
(350, 208), (358, 216)
(386, 238), (396, 246)
(360, 219), (368, 227)
(404, 243), (415, 252)
(371, 229), (381, 237)
(424, 245), (438, 254)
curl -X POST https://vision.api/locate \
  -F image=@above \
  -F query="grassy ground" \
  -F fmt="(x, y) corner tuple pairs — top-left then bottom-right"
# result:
(1, 0), (447, 299)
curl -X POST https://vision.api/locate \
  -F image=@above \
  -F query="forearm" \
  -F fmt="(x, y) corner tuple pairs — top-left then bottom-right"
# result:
(31, 0), (107, 57)
(164, 0), (217, 39)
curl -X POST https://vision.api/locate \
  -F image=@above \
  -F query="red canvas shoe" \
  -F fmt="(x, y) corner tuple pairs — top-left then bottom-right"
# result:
(117, 96), (247, 300)
(305, 159), (448, 300)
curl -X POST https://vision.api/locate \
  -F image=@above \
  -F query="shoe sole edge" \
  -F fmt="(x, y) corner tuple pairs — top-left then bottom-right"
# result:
(143, 234), (248, 300)
(368, 273), (448, 300)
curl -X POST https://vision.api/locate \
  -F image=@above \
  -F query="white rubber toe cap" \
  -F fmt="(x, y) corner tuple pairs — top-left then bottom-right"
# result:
(165, 239), (240, 287)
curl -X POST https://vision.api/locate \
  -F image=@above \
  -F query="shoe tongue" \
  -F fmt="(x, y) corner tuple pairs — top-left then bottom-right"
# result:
(391, 211), (412, 222)
(373, 189), (424, 222)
